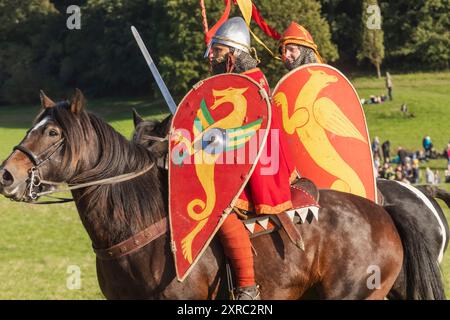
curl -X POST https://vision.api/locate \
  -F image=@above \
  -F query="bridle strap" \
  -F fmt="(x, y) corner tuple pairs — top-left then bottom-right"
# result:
(13, 145), (40, 166)
(28, 195), (75, 205)
(13, 138), (65, 168)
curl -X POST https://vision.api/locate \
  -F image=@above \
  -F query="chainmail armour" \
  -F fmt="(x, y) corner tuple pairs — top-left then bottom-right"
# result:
(285, 45), (317, 70)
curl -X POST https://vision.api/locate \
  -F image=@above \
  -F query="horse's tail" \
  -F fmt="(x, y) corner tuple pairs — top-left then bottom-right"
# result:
(416, 185), (450, 209)
(386, 205), (446, 299)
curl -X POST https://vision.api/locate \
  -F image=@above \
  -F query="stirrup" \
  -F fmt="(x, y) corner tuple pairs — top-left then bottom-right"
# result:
(235, 284), (261, 300)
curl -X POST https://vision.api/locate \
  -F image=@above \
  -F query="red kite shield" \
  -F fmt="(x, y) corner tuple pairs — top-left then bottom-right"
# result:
(272, 64), (377, 202)
(169, 74), (270, 281)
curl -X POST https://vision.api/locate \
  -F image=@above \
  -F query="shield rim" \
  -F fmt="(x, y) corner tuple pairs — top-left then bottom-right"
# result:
(168, 73), (272, 281)
(271, 63), (378, 203)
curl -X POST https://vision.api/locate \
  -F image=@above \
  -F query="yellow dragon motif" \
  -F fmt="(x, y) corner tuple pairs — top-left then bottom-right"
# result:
(173, 87), (259, 263)
(273, 68), (368, 197)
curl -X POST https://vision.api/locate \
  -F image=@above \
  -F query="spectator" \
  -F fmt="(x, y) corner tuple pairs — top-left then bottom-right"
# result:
(411, 161), (420, 184)
(395, 164), (409, 183)
(380, 163), (395, 180)
(382, 140), (390, 163)
(447, 142), (450, 170)
(422, 136), (433, 159)
(435, 170), (441, 184)
(400, 103), (407, 113)
(417, 150), (427, 162)
(404, 163), (413, 182)
(373, 155), (381, 176)
(425, 167), (435, 184)
(372, 136), (381, 158)
(386, 72), (393, 101)
(397, 146), (408, 166)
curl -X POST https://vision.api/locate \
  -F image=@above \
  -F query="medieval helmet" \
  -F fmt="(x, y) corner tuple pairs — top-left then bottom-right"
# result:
(278, 22), (323, 63)
(204, 17), (251, 58)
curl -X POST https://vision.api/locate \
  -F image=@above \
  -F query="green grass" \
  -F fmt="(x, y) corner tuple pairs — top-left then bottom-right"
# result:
(353, 72), (450, 151)
(0, 71), (449, 299)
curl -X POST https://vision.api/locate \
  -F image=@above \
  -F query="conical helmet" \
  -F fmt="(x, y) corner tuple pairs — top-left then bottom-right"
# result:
(278, 21), (323, 63)
(204, 17), (251, 58)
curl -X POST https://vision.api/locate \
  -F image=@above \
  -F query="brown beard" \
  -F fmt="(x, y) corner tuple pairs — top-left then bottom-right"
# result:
(211, 53), (236, 75)
(211, 51), (257, 74)
(285, 46), (318, 70)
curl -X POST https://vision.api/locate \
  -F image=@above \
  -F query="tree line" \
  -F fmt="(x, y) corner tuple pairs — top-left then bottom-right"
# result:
(0, 0), (448, 104)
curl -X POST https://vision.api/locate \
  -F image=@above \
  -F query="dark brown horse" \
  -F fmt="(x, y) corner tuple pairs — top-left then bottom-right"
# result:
(133, 112), (448, 300)
(0, 90), (406, 299)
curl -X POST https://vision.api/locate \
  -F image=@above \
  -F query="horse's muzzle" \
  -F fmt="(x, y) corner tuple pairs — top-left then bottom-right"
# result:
(0, 166), (26, 201)
(0, 167), (14, 188)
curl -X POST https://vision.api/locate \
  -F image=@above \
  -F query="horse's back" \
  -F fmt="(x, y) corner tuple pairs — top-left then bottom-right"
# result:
(250, 189), (403, 299)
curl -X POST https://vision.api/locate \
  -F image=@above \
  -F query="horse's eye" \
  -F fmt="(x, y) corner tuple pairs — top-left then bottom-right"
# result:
(48, 129), (59, 137)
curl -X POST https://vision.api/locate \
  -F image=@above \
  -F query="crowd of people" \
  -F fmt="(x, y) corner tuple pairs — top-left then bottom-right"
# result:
(360, 72), (393, 105)
(360, 94), (389, 105)
(371, 136), (450, 185)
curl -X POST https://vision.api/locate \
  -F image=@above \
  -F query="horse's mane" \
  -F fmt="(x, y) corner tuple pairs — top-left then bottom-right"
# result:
(36, 103), (165, 245)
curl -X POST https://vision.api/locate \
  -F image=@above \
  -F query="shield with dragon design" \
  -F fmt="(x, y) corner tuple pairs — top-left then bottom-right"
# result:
(169, 74), (271, 281)
(272, 64), (377, 203)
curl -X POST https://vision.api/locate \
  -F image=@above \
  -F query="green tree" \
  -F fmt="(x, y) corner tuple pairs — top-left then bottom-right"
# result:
(0, 0), (60, 103)
(320, 0), (362, 68)
(357, 0), (384, 78)
(248, 0), (338, 86)
(374, 0), (449, 70)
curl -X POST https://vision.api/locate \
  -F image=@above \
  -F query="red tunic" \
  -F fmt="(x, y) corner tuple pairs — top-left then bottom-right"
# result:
(236, 68), (296, 214)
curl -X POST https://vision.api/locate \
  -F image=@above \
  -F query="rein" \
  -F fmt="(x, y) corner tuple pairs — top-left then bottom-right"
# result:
(13, 139), (155, 204)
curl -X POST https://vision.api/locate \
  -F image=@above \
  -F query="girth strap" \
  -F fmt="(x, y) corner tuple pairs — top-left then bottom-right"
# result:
(277, 212), (305, 251)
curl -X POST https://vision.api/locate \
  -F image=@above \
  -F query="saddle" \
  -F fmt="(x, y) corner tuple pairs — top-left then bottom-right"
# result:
(234, 178), (320, 251)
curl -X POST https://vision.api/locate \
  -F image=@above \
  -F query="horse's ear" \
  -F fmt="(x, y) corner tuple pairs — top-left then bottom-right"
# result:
(40, 90), (55, 109)
(71, 88), (86, 114)
(132, 108), (144, 127)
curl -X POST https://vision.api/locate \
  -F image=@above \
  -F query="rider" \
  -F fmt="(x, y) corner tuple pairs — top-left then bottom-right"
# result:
(278, 21), (323, 70)
(205, 17), (296, 300)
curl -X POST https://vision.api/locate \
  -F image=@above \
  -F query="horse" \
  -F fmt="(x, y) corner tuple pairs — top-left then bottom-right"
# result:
(0, 90), (421, 300)
(133, 111), (448, 300)
(379, 180), (449, 299)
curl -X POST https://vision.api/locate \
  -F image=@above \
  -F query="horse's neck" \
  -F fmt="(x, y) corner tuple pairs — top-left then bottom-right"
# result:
(73, 171), (166, 249)
(70, 125), (166, 250)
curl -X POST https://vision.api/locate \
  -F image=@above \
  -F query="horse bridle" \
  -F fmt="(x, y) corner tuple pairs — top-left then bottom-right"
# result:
(13, 138), (66, 202)
(13, 138), (155, 203)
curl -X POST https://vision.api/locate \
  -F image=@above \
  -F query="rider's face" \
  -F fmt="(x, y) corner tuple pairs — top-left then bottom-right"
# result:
(284, 44), (301, 64)
(211, 44), (230, 62)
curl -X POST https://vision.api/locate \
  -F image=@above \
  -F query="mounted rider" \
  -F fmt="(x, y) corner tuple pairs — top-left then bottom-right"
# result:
(278, 21), (323, 70)
(204, 17), (297, 300)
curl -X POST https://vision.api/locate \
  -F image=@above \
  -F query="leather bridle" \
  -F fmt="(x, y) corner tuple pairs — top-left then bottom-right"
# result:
(13, 138), (154, 203)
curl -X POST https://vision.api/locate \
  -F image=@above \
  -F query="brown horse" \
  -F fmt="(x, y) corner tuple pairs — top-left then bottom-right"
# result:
(133, 112), (447, 300)
(0, 90), (406, 299)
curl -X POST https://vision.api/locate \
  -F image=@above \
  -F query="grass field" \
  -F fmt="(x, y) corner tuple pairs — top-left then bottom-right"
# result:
(0, 71), (449, 299)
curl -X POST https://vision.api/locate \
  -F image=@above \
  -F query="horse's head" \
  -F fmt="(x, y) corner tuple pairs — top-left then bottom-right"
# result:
(0, 89), (90, 202)
(132, 109), (171, 160)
